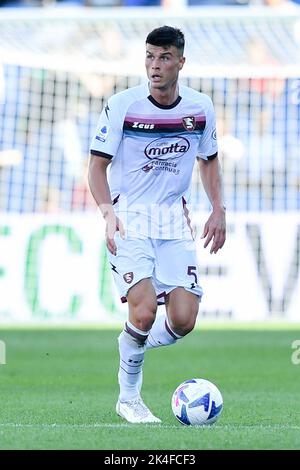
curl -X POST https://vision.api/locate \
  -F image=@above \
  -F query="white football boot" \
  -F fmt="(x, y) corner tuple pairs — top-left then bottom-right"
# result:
(116, 396), (161, 424)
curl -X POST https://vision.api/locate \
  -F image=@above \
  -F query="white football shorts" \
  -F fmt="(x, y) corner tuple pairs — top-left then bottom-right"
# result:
(107, 234), (203, 304)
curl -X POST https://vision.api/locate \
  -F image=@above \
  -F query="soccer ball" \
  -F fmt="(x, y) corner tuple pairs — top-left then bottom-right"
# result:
(171, 378), (223, 426)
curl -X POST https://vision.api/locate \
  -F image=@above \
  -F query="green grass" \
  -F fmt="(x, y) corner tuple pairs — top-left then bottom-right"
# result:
(0, 328), (300, 450)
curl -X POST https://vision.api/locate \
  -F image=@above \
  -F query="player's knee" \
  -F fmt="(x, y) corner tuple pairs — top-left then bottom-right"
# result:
(184, 317), (197, 335)
(127, 279), (157, 330)
(133, 308), (156, 331)
(170, 310), (198, 336)
(128, 294), (157, 330)
(174, 318), (196, 336)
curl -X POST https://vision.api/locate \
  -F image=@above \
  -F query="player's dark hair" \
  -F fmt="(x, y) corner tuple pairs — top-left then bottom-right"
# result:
(146, 26), (185, 55)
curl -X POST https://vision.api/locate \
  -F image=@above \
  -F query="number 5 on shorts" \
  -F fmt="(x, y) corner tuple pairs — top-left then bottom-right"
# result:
(187, 266), (198, 285)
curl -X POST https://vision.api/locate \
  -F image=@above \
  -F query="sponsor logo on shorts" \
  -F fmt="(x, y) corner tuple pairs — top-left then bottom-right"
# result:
(182, 116), (196, 131)
(144, 136), (190, 160)
(123, 272), (134, 284)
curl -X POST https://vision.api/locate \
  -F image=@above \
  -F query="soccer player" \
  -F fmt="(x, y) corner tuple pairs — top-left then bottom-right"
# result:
(88, 26), (226, 423)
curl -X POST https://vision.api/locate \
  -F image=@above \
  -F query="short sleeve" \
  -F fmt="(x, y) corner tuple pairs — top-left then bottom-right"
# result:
(90, 96), (123, 159)
(197, 96), (218, 160)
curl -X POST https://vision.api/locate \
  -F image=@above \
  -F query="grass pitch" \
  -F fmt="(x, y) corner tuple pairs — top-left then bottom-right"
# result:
(0, 327), (300, 450)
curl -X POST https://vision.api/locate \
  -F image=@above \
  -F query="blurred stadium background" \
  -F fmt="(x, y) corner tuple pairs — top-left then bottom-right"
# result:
(0, 0), (300, 325)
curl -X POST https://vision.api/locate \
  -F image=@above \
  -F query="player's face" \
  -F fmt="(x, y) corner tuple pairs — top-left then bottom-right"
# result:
(145, 44), (185, 91)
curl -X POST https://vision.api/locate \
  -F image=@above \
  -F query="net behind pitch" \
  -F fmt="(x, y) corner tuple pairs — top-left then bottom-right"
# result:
(0, 7), (299, 213)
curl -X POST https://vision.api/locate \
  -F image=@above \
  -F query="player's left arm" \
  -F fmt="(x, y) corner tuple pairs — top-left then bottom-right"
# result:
(198, 155), (226, 254)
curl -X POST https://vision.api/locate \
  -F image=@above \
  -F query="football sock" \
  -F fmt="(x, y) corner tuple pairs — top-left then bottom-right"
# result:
(118, 321), (149, 402)
(146, 314), (183, 350)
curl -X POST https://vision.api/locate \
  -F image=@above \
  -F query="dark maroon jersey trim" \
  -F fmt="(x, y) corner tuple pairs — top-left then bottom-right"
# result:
(207, 152), (218, 160)
(148, 95), (182, 110)
(90, 150), (113, 159)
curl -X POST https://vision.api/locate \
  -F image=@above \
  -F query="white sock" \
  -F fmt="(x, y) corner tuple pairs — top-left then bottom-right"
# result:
(118, 321), (149, 402)
(146, 314), (183, 350)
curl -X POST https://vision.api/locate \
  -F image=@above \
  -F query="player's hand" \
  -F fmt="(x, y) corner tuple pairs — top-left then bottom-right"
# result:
(105, 213), (125, 256)
(201, 206), (226, 254)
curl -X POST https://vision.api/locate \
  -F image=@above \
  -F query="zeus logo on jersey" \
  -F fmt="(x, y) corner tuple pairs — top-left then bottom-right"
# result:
(132, 122), (155, 130)
(144, 136), (190, 160)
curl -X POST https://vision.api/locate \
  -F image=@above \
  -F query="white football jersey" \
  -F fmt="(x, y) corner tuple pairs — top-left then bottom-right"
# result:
(90, 82), (218, 239)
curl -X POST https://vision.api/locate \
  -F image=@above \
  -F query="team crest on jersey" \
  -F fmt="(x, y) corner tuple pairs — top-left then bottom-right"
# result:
(123, 272), (134, 284)
(182, 116), (196, 131)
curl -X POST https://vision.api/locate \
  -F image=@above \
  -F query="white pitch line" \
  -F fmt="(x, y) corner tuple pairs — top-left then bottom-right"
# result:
(2, 423), (170, 429)
(0, 423), (300, 430)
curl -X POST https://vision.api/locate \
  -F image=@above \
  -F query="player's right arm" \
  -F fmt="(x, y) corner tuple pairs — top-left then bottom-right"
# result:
(88, 155), (124, 256)
(88, 96), (125, 255)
